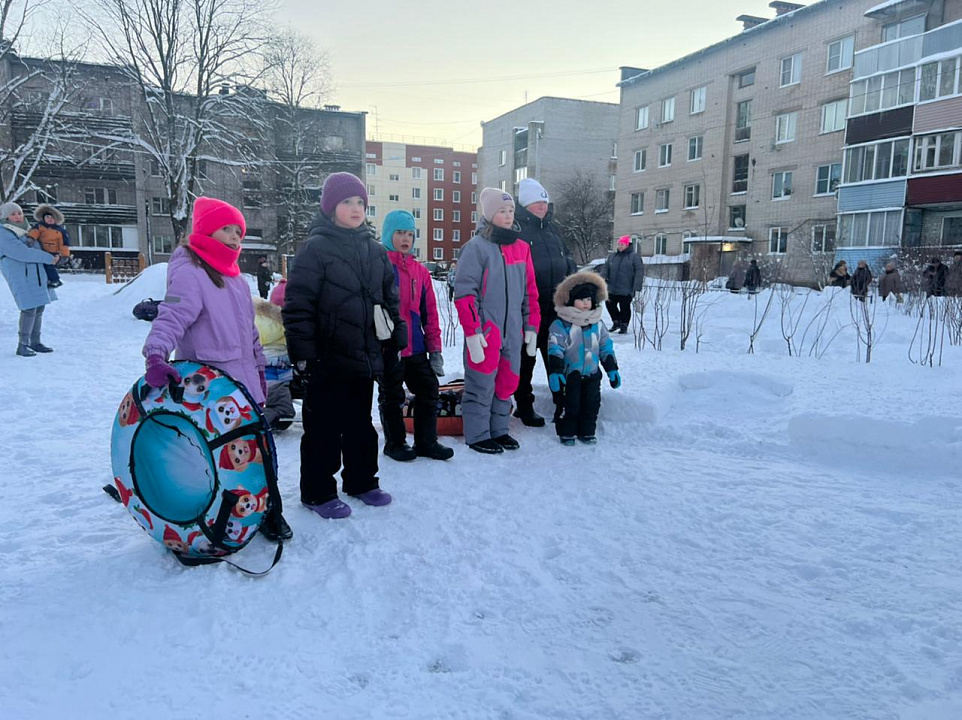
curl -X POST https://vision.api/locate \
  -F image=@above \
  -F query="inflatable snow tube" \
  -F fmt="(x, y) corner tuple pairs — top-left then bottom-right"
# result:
(110, 361), (278, 561)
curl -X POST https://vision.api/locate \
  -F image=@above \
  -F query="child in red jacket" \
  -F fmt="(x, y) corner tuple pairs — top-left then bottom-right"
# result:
(377, 210), (453, 461)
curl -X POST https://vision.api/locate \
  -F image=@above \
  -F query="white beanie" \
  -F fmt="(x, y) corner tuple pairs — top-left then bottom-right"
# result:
(518, 178), (549, 207)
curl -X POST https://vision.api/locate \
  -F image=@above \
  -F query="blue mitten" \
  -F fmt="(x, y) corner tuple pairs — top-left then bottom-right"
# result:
(549, 373), (566, 393)
(608, 370), (621, 389)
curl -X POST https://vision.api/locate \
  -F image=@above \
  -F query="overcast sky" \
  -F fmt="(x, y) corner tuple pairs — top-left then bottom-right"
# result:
(280, 0), (791, 150)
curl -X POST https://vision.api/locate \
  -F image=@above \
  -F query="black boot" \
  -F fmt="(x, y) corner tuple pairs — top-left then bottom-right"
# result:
(514, 404), (545, 428)
(259, 512), (293, 542)
(385, 442), (418, 462)
(415, 440), (454, 460)
(469, 439), (504, 454)
(30, 343), (53, 353)
(618, 324), (629, 334)
(16, 344), (36, 357)
(492, 434), (520, 450)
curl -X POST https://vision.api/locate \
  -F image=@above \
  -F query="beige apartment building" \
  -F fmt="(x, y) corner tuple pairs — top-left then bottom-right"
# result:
(615, 0), (894, 282)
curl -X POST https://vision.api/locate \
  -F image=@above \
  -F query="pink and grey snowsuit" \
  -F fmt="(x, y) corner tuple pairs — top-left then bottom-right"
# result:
(454, 221), (539, 444)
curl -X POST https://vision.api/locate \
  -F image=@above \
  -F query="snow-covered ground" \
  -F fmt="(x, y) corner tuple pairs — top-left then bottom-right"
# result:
(2, 270), (962, 719)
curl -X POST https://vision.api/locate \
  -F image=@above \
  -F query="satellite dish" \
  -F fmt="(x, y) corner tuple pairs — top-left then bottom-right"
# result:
(734, 217), (745, 228)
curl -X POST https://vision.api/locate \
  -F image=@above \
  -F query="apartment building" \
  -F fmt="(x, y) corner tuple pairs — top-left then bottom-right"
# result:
(364, 141), (478, 263)
(478, 97), (619, 200)
(615, 0), (888, 282)
(4, 54), (366, 273)
(838, 0), (962, 268)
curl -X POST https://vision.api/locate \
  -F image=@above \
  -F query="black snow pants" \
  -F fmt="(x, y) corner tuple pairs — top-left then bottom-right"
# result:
(555, 371), (602, 439)
(377, 352), (440, 449)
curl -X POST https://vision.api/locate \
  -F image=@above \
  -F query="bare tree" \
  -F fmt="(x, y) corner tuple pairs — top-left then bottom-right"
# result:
(85, 0), (273, 243)
(262, 28), (333, 255)
(553, 170), (613, 264)
(0, 2), (83, 202)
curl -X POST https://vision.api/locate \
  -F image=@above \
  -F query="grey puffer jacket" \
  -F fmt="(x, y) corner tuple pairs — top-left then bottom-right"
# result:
(600, 248), (645, 296)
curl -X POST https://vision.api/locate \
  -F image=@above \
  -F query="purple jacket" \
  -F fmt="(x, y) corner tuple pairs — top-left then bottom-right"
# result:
(144, 246), (267, 404)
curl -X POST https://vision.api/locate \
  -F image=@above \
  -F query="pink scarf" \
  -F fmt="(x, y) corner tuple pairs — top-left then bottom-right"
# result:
(188, 233), (241, 277)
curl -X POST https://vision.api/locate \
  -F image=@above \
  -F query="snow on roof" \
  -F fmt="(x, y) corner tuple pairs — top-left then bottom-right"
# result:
(865, 0), (925, 15)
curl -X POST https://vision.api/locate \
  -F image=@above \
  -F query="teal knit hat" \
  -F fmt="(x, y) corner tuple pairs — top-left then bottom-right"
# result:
(381, 210), (416, 252)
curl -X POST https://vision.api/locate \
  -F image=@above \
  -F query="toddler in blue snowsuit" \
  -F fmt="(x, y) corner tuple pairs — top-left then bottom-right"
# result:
(547, 272), (620, 445)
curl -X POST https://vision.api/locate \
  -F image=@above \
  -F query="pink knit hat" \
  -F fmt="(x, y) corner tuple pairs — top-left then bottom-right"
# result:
(617, 235), (632, 247)
(191, 197), (246, 238)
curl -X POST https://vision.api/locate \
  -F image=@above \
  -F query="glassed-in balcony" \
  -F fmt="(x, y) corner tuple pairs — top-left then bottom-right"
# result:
(854, 18), (962, 80)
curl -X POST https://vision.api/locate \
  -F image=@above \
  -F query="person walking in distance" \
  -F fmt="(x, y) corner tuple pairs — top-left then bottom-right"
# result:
(599, 235), (644, 333)
(512, 178), (576, 428)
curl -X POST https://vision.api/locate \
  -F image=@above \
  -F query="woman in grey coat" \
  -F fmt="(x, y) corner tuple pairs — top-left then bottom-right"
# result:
(599, 235), (644, 333)
(0, 201), (58, 356)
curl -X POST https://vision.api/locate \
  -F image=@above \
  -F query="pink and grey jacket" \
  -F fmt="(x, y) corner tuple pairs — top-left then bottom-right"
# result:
(144, 246), (267, 404)
(386, 250), (442, 357)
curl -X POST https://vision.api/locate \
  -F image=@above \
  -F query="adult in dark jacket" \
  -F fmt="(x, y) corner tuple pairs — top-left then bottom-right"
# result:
(282, 172), (406, 520)
(512, 178), (576, 427)
(924, 257), (948, 297)
(946, 251), (962, 296)
(726, 258), (747, 293)
(744, 259), (762, 294)
(599, 235), (644, 333)
(256, 255), (272, 299)
(878, 262), (903, 302)
(850, 260), (872, 301)
(828, 260), (850, 288)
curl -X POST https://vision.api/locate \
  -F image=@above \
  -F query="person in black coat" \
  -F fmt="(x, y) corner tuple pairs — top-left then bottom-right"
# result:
(599, 235), (645, 332)
(283, 172), (406, 520)
(850, 260), (873, 301)
(744, 259), (762, 295)
(924, 257), (948, 297)
(511, 178), (576, 427)
(828, 260), (850, 288)
(256, 255), (272, 299)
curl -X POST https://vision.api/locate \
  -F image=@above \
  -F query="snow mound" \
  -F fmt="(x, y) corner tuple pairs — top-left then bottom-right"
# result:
(107, 262), (168, 304)
(677, 370), (794, 398)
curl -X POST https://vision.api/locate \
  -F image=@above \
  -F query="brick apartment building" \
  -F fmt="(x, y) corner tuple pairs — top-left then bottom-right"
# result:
(364, 141), (478, 263)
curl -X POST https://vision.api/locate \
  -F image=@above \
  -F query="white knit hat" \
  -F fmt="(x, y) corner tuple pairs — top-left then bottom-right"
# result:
(518, 178), (549, 207)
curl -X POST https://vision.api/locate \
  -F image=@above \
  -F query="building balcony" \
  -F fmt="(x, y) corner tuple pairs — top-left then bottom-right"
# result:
(854, 18), (962, 80)
(907, 172), (962, 207)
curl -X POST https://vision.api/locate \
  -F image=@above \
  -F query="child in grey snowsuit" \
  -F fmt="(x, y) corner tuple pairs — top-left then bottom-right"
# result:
(454, 189), (539, 454)
(547, 272), (620, 445)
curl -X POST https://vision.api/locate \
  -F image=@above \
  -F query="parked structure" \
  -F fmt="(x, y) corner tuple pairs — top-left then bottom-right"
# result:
(364, 141), (478, 262)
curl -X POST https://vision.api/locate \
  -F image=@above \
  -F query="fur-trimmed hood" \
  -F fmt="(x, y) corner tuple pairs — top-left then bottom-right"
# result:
(253, 296), (283, 324)
(553, 271), (608, 308)
(34, 204), (64, 225)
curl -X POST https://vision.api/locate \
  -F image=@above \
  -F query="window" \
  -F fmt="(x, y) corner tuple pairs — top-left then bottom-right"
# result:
(453, 210), (461, 223)
(471, 172), (477, 184)
(152, 235), (174, 254)
(498, 180), (507, 191)
(849, 69), (915, 115)
(735, 100), (752, 141)
(367, 184), (376, 196)
(635, 105), (649, 130)
(471, 192), (477, 204)
(454, 161), (461, 167)
(655, 189), (670, 213)
(919, 57), (961, 102)
(826, 35), (854, 74)
(454, 171), (461, 183)
(434, 158), (444, 164)
(943, 217), (962, 245)
(729, 205), (746, 229)
(772, 171), (793, 199)
(499, 150), (507, 167)
(412, 208), (422, 219)
(433, 229), (443, 242)
(389, 173), (400, 181)
(149, 160), (162, 176)
(452, 229), (461, 242)
(453, 191), (461, 203)
(610, 174), (617, 191)
(732, 155), (750, 193)
(412, 187), (421, 199)
(737, 68), (755, 88)
(242, 180), (262, 208)
(515, 166), (528, 184)
(780, 53), (802, 87)
(812, 225), (836, 253)
(412, 167), (423, 180)
(838, 210), (902, 247)
(684, 184), (700, 209)
(433, 188), (444, 201)
(633, 149), (647, 172)
(690, 86), (707, 114)
(769, 227), (788, 253)
(775, 112), (798, 144)
(416, 228), (422, 240)
(688, 136), (703, 161)
(433, 208), (444, 221)
(659, 143), (672, 167)
(913, 132), (962, 172)
(367, 205), (376, 217)
(815, 163), (842, 195)
(471, 211), (478, 223)
(433, 247), (444, 260)
(35, 185), (57, 203)
(661, 97), (675, 123)
(844, 138), (911, 182)
(195, 159), (209, 179)
(84, 97), (114, 114)
(389, 194), (399, 202)
(365, 153), (377, 159)
(151, 197), (169, 215)
(84, 187), (118, 205)
(366, 163), (377, 176)
(434, 168), (444, 181)
(882, 14), (925, 42)
(821, 99), (847, 133)
(654, 234), (668, 254)
(79, 225), (124, 249)
(630, 192), (644, 215)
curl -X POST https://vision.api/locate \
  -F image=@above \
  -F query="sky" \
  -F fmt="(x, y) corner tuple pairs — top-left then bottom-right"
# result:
(280, 0), (793, 150)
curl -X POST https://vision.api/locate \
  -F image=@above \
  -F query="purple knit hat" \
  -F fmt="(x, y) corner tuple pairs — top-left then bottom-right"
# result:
(321, 172), (368, 216)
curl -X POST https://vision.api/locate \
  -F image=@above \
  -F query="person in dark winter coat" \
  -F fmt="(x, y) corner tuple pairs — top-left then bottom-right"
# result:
(0, 201), (58, 356)
(376, 210), (453, 462)
(726, 258), (747, 293)
(256, 256), (272, 299)
(946, 251), (962, 297)
(828, 260), (850, 288)
(599, 235), (644, 333)
(744, 259), (762, 294)
(547, 272), (620, 446)
(879, 262), (903, 302)
(512, 178), (577, 427)
(924, 257), (948, 297)
(850, 260), (872, 301)
(283, 172), (406, 519)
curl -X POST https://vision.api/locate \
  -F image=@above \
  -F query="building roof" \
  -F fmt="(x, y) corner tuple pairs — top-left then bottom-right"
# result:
(481, 96), (618, 126)
(618, 0), (837, 88)
(864, 0), (928, 16)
